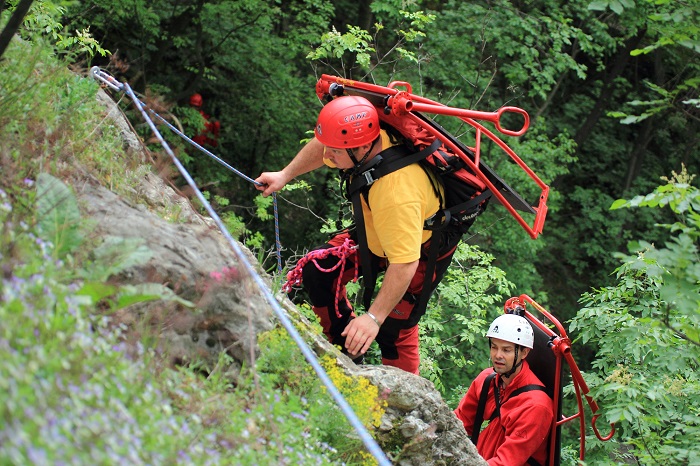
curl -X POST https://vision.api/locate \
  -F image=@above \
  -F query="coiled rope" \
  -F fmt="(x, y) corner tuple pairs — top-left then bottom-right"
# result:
(89, 67), (390, 466)
(282, 236), (359, 318)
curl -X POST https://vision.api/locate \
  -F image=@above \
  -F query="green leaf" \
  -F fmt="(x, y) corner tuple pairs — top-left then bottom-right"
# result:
(77, 281), (118, 304)
(116, 283), (195, 309)
(620, 114), (649, 124)
(88, 236), (154, 281)
(35, 173), (83, 258)
(587, 0), (610, 11)
(610, 199), (630, 210)
(609, 0), (624, 14)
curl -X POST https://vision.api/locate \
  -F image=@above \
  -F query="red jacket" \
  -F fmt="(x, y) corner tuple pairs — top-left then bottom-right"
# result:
(192, 110), (220, 147)
(454, 361), (553, 466)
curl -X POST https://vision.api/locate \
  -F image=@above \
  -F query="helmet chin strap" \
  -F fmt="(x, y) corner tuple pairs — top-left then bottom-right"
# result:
(346, 138), (378, 174)
(501, 346), (524, 379)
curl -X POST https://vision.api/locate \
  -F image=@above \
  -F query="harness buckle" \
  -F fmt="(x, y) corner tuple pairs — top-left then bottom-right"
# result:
(362, 169), (377, 186)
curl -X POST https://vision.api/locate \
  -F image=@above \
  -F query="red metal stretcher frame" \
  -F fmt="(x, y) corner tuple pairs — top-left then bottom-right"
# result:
(505, 294), (616, 462)
(315, 75), (550, 239)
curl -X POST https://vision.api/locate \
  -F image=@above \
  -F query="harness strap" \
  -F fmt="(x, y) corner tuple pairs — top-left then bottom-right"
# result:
(424, 189), (493, 230)
(471, 371), (497, 445)
(350, 190), (377, 310)
(414, 230), (454, 319)
(472, 376), (549, 466)
(347, 139), (441, 311)
(488, 383), (548, 422)
(346, 139), (442, 199)
(510, 384), (549, 398)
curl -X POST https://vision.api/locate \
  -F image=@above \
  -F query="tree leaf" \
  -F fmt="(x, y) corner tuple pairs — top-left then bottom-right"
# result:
(117, 283), (195, 309)
(35, 173), (83, 258)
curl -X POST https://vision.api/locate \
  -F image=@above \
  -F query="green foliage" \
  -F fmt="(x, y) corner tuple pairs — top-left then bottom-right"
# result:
(587, 0), (636, 16)
(308, 3), (436, 77)
(589, 0), (700, 124)
(570, 169), (700, 465)
(608, 77), (700, 124)
(588, 0), (700, 55)
(256, 327), (387, 465)
(35, 173), (83, 258)
(420, 242), (515, 394)
(6, 0), (109, 59)
(0, 190), (208, 464)
(610, 166), (700, 338)
(308, 25), (376, 71)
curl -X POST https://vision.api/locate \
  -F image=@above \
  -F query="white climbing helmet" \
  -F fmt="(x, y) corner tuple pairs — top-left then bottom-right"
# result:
(486, 314), (534, 349)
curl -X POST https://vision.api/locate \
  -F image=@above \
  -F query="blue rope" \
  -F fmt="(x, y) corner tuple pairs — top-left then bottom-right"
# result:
(147, 108), (260, 185)
(142, 105), (284, 275)
(272, 192), (283, 273)
(91, 68), (390, 465)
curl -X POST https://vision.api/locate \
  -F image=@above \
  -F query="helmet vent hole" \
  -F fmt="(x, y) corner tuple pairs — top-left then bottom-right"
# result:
(341, 129), (347, 135)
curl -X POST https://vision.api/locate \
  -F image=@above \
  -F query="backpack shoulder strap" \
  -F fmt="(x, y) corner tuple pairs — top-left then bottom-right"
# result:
(471, 371), (497, 445)
(347, 139), (441, 200)
(347, 139), (441, 309)
(510, 384), (548, 399)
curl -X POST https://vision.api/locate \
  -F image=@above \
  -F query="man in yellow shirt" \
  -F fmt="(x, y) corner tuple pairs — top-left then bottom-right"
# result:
(256, 96), (458, 374)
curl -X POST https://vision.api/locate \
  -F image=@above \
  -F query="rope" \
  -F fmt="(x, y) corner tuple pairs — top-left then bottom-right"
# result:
(282, 237), (359, 318)
(144, 107), (284, 275)
(90, 67), (391, 466)
(273, 192), (282, 274)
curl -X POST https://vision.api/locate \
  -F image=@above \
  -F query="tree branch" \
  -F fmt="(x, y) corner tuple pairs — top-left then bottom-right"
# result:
(0, 0), (35, 60)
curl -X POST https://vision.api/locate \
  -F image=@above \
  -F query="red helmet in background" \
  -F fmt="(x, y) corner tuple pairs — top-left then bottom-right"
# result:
(315, 96), (380, 149)
(190, 93), (203, 107)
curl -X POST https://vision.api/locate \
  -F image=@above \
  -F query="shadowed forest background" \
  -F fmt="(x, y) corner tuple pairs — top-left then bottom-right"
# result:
(59, 0), (697, 313)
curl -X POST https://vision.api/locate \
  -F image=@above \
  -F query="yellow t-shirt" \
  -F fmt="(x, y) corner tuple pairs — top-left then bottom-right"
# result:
(363, 163), (441, 263)
(324, 131), (442, 263)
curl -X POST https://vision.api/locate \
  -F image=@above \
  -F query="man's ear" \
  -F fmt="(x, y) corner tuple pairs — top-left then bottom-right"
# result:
(520, 347), (531, 360)
(360, 141), (374, 154)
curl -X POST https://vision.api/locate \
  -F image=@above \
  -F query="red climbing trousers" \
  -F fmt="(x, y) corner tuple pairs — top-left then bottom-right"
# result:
(296, 230), (459, 375)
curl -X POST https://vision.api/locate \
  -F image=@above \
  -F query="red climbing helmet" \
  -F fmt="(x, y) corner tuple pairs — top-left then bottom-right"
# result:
(315, 96), (380, 149)
(190, 93), (203, 107)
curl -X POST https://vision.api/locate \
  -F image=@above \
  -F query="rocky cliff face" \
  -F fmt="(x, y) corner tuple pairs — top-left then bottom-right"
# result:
(86, 89), (486, 465)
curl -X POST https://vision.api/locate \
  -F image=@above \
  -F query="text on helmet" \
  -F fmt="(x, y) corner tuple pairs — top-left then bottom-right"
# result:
(344, 112), (368, 123)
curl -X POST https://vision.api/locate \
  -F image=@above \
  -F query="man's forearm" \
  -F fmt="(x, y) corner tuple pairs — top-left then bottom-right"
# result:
(281, 137), (326, 182)
(368, 260), (419, 324)
(340, 259), (419, 356)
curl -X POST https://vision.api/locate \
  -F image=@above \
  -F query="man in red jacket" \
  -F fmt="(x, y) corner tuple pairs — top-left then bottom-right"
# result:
(454, 314), (553, 466)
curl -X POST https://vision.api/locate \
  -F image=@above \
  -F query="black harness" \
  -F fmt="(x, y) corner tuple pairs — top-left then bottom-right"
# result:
(345, 139), (487, 314)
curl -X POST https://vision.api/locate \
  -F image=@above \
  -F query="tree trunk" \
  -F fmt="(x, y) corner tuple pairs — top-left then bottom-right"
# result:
(0, 0), (35, 60)
(622, 116), (654, 193)
(574, 29), (647, 147)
